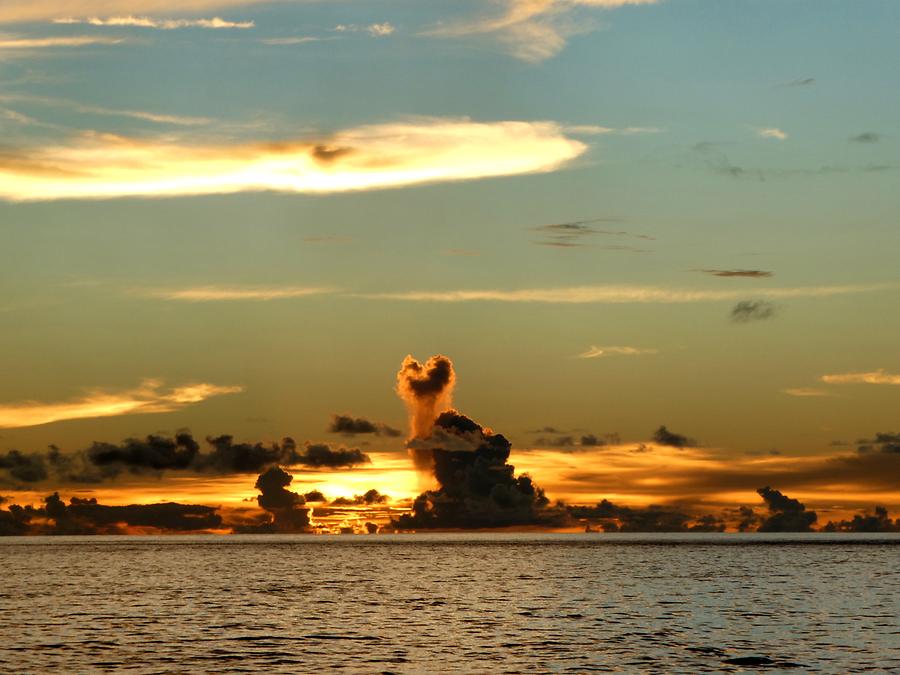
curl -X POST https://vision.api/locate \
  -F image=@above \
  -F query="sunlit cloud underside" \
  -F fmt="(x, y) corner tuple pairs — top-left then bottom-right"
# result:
(0, 119), (586, 201)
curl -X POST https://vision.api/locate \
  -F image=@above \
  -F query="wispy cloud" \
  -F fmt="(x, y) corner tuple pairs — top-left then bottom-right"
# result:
(261, 36), (322, 46)
(783, 388), (837, 398)
(777, 77), (815, 88)
(357, 283), (888, 304)
(697, 269), (773, 278)
(757, 127), (788, 141)
(424, 0), (661, 63)
(849, 132), (882, 144)
(576, 346), (658, 359)
(334, 22), (395, 38)
(0, 379), (242, 429)
(0, 93), (211, 126)
(53, 16), (253, 29)
(0, 1), (267, 24)
(532, 218), (655, 249)
(0, 35), (125, 50)
(730, 300), (777, 322)
(0, 118), (586, 201)
(566, 125), (663, 136)
(821, 370), (900, 386)
(142, 286), (334, 302)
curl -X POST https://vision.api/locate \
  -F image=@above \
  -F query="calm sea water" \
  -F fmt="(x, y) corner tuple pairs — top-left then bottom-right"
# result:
(1, 533), (897, 673)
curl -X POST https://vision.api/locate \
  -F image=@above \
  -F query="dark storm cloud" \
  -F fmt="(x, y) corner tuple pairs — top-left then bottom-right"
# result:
(328, 414), (402, 437)
(730, 300), (777, 322)
(0, 433), (371, 487)
(652, 426), (695, 448)
(849, 132), (881, 144)
(822, 506), (900, 532)
(856, 432), (900, 454)
(697, 269), (773, 278)
(331, 489), (388, 506)
(569, 499), (700, 532)
(241, 466), (310, 533)
(756, 486), (817, 532)
(0, 492), (222, 535)
(303, 490), (327, 503)
(394, 410), (567, 530)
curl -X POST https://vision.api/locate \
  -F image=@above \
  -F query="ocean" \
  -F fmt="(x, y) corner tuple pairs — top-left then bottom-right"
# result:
(1, 533), (897, 673)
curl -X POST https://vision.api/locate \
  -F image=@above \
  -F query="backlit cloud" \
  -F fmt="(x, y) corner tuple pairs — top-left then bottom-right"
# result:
(821, 370), (900, 386)
(425, 0), (661, 62)
(143, 286), (334, 301)
(0, 118), (586, 201)
(334, 22), (395, 37)
(0, 35), (125, 50)
(53, 16), (253, 29)
(783, 388), (837, 398)
(757, 127), (788, 141)
(0, 379), (242, 429)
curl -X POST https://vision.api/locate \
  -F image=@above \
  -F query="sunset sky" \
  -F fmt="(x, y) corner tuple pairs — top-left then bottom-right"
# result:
(1, 0), (899, 532)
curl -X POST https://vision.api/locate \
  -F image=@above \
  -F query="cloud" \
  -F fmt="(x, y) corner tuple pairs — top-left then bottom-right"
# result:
(334, 22), (395, 37)
(244, 466), (311, 533)
(730, 300), (777, 322)
(261, 36), (322, 46)
(53, 16), (253, 29)
(569, 499), (703, 532)
(330, 488), (388, 506)
(651, 425), (695, 448)
(757, 127), (788, 141)
(0, 0), (272, 24)
(531, 218), (655, 248)
(564, 125), (662, 136)
(329, 414), (402, 437)
(0, 118), (586, 201)
(822, 506), (900, 533)
(697, 269), (773, 278)
(0, 35), (125, 50)
(1, 492), (222, 535)
(756, 486), (817, 532)
(396, 354), (456, 445)
(778, 77), (815, 88)
(849, 132), (881, 144)
(0, 379), (242, 429)
(576, 346), (657, 359)
(821, 369), (900, 386)
(425, 0), (661, 63)
(856, 433), (900, 455)
(360, 283), (885, 304)
(394, 410), (567, 530)
(0, 93), (211, 126)
(142, 286), (334, 301)
(783, 388), (837, 398)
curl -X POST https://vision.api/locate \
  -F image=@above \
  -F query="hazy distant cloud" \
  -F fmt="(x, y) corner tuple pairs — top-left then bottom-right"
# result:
(360, 283), (885, 304)
(730, 300), (777, 322)
(821, 369), (900, 386)
(856, 432), (900, 455)
(783, 388), (837, 398)
(849, 132), (881, 144)
(334, 22), (395, 37)
(0, 0), (272, 24)
(143, 286), (334, 302)
(0, 35), (125, 50)
(424, 0), (661, 63)
(576, 345), (657, 359)
(53, 16), (253, 29)
(0, 118), (586, 201)
(329, 414), (402, 437)
(757, 127), (788, 141)
(0, 379), (241, 429)
(756, 486), (817, 532)
(260, 36), (322, 46)
(565, 125), (663, 136)
(697, 269), (773, 278)
(778, 77), (815, 88)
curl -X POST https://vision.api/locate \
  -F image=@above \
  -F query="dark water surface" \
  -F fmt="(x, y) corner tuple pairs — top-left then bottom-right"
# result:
(1, 533), (897, 673)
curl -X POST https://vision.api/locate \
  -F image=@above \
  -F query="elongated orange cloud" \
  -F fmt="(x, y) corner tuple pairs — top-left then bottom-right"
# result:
(821, 369), (900, 385)
(0, 379), (242, 429)
(0, 118), (586, 201)
(0, 0), (272, 24)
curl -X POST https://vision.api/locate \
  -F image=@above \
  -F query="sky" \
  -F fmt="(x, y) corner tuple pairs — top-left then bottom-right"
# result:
(1, 0), (899, 534)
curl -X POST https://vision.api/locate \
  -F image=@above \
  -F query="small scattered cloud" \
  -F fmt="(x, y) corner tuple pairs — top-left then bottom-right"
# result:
(531, 218), (655, 248)
(565, 125), (662, 136)
(652, 425), (696, 448)
(260, 36), (322, 46)
(856, 432), (900, 455)
(730, 300), (778, 322)
(334, 22), (395, 38)
(328, 414), (401, 438)
(0, 379), (242, 429)
(697, 269), (773, 278)
(757, 127), (788, 141)
(53, 16), (253, 29)
(849, 132), (881, 144)
(783, 388), (837, 398)
(576, 346), (657, 359)
(777, 77), (815, 88)
(821, 369), (900, 386)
